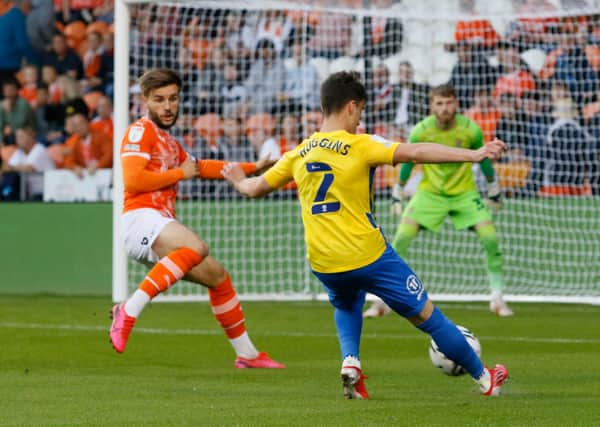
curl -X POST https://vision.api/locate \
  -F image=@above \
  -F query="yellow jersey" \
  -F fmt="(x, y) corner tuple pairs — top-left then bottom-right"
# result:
(264, 130), (399, 273)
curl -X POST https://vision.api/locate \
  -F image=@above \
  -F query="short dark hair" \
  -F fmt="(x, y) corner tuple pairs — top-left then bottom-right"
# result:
(2, 76), (20, 89)
(320, 71), (367, 116)
(138, 68), (182, 97)
(429, 84), (457, 100)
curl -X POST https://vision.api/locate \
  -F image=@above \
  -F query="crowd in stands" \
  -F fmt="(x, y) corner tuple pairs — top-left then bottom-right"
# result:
(0, 0), (599, 200)
(0, 0), (114, 200)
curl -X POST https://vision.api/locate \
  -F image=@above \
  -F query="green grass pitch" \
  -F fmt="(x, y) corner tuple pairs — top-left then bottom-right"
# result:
(1, 296), (599, 426)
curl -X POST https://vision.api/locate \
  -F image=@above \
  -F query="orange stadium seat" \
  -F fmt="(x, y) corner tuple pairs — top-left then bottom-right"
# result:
(495, 161), (531, 192)
(194, 113), (223, 147)
(63, 21), (87, 49)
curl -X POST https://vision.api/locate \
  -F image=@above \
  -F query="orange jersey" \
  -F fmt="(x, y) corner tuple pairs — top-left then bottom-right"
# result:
(121, 117), (189, 218)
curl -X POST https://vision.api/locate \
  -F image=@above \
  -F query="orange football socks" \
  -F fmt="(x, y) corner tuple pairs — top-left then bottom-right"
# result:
(125, 247), (203, 317)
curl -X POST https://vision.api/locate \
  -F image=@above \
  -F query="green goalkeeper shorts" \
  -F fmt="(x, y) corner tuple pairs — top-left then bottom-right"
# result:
(403, 190), (491, 233)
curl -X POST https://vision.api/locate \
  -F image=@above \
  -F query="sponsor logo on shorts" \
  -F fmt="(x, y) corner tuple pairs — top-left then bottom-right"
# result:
(406, 274), (424, 300)
(141, 237), (149, 245)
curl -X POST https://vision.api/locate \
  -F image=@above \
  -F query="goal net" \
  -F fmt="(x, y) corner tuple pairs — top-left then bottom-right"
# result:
(113, 0), (600, 304)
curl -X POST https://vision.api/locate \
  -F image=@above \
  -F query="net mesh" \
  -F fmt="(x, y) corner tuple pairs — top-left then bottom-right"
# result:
(122, 0), (600, 302)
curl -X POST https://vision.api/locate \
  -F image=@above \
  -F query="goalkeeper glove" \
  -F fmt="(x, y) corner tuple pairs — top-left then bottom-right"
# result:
(391, 184), (408, 218)
(486, 177), (502, 212)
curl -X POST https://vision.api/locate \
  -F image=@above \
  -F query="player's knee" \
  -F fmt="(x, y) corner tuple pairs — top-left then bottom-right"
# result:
(189, 241), (209, 259)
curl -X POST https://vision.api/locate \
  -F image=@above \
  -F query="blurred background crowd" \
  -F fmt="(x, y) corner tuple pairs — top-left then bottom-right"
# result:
(1, 0), (599, 200)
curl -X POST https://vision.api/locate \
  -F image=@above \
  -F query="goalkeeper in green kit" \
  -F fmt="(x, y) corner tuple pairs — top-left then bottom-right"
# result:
(364, 84), (513, 318)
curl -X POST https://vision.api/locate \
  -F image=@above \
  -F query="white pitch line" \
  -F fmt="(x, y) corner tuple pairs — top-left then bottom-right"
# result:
(1, 322), (600, 344)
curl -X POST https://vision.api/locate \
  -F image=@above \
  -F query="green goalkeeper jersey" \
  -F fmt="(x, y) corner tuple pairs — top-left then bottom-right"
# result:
(404, 114), (489, 196)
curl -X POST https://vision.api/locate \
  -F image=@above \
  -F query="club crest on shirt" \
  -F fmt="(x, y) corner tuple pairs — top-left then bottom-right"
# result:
(128, 126), (145, 143)
(406, 274), (424, 300)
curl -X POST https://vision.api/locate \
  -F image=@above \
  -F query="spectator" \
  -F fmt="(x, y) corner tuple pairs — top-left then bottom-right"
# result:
(61, 102), (112, 177)
(541, 97), (598, 196)
(33, 83), (63, 143)
(246, 113), (279, 160)
(364, 0), (402, 58)
(26, 0), (55, 56)
(95, 31), (114, 97)
(0, 77), (36, 145)
(89, 94), (112, 139)
(370, 63), (395, 125)
(180, 15), (218, 73)
(222, 10), (255, 80)
(464, 86), (501, 143)
(254, 10), (294, 55)
(584, 89), (600, 141)
(244, 38), (286, 114)
(540, 23), (598, 108)
(493, 41), (536, 101)
(219, 115), (255, 162)
(221, 62), (248, 119)
(0, 125), (54, 200)
(393, 61), (429, 138)
(309, 0), (352, 59)
(301, 110), (322, 137)
(494, 92), (528, 162)
(56, 75), (84, 115)
(128, 83), (144, 122)
(195, 47), (226, 115)
(41, 64), (61, 104)
(449, 40), (497, 110)
(82, 31), (104, 82)
(522, 89), (551, 193)
(18, 64), (39, 107)
(277, 114), (300, 154)
(43, 33), (84, 80)
(279, 36), (321, 113)
(0, 0), (36, 84)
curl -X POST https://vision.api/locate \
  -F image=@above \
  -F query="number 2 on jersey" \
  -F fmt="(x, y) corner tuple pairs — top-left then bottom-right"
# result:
(306, 162), (341, 215)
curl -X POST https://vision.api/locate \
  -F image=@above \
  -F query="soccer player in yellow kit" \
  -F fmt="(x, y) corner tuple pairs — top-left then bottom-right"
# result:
(222, 71), (508, 399)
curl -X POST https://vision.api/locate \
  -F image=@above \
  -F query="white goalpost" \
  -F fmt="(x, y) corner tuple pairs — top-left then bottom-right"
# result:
(113, 0), (600, 304)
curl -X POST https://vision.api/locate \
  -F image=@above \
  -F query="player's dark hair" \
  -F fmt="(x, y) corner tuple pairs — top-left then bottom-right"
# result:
(139, 68), (182, 97)
(320, 71), (367, 116)
(429, 84), (457, 100)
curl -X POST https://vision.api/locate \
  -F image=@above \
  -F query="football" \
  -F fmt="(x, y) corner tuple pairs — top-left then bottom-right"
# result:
(429, 325), (482, 376)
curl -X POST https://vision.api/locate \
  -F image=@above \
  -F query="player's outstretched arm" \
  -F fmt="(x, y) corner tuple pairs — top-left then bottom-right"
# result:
(392, 139), (506, 165)
(195, 157), (276, 180)
(221, 163), (275, 198)
(122, 156), (197, 193)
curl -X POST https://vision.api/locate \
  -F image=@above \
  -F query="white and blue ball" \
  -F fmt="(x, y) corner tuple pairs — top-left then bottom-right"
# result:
(429, 325), (482, 376)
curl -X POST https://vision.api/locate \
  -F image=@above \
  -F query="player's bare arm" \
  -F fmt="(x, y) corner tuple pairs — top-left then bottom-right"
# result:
(392, 138), (506, 165)
(221, 163), (275, 198)
(195, 156), (274, 180)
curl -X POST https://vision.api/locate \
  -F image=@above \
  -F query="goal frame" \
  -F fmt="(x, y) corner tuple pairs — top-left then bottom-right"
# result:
(112, 0), (600, 305)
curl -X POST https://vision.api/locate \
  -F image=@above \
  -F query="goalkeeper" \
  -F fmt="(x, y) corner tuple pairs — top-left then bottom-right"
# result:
(364, 84), (513, 318)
